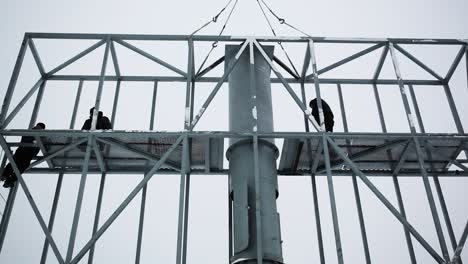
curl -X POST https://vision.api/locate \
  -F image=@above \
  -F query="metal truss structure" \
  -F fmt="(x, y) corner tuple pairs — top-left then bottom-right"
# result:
(0, 33), (467, 264)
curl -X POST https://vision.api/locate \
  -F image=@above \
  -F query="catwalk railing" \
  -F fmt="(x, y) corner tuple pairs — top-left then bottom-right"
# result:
(0, 33), (467, 264)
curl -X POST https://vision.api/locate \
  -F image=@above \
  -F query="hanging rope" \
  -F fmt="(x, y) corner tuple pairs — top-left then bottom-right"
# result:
(256, 0), (300, 78)
(195, 0), (240, 77)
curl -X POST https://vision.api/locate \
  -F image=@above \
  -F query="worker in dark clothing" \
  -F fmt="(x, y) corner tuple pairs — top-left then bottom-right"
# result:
(81, 107), (113, 130)
(309, 98), (334, 132)
(1, 123), (46, 188)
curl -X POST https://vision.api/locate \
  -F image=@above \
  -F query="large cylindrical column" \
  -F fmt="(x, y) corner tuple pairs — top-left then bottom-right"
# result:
(226, 44), (283, 264)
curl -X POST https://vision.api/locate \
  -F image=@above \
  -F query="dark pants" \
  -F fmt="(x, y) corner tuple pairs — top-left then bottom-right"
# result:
(325, 120), (334, 132)
(1, 152), (34, 184)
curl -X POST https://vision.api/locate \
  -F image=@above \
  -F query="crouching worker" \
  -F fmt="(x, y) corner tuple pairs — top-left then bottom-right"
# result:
(1, 122), (46, 188)
(309, 98), (334, 132)
(82, 107), (112, 130)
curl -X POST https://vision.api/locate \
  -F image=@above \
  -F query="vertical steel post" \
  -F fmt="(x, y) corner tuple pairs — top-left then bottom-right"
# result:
(389, 43), (450, 262)
(443, 84), (465, 133)
(322, 135), (344, 264)
(465, 45), (468, 91)
(70, 80), (84, 129)
(181, 47), (196, 264)
(40, 172), (64, 264)
(149, 81), (158, 131)
(135, 81), (158, 264)
(373, 82), (416, 263)
(433, 176), (459, 255)
(176, 39), (194, 264)
(308, 40), (325, 129)
(310, 40), (344, 263)
(372, 84), (387, 132)
(110, 80), (121, 126)
(408, 85), (424, 133)
(29, 80), (47, 128)
(301, 43), (325, 263)
(87, 173), (106, 264)
(226, 42), (283, 264)
(410, 85), (460, 256)
(66, 136), (93, 262)
(0, 183), (19, 253)
(300, 82), (325, 263)
(88, 78), (121, 264)
(91, 38), (111, 130)
(88, 81), (119, 264)
(0, 35), (29, 127)
(392, 172), (417, 264)
(176, 136), (190, 264)
(337, 84), (371, 264)
(70, 38), (111, 263)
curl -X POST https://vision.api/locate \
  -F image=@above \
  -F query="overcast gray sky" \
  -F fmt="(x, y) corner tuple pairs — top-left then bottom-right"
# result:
(1, 0), (468, 263)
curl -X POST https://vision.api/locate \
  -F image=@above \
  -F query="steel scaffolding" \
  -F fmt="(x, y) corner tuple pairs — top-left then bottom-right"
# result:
(0, 33), (467, 264)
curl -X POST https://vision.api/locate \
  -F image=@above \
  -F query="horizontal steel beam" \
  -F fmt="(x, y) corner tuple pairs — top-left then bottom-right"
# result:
(46, 75), (444, 85)
(20, 167), (468, 177)
(24, 32), (468, 45)
(1, 130), (468, 141)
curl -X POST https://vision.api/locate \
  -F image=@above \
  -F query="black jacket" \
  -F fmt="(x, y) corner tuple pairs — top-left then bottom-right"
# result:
(15, 136), (40, 157)
(309, 99), (334, 132)
(81, 112), (113, 130)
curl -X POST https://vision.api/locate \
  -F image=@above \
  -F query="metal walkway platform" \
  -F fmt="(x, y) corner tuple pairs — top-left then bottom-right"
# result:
(39, 134), (225, 173)
(3, 130), (466, 176)
(279, 136), (466, 175)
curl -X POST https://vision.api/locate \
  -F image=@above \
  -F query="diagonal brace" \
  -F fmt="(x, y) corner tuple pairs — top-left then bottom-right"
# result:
(115, 39), (187, 77)
(27, 138), (87, 169)
(253, 40), (322, 132)
(392, 140), (413, 175)
(195, 56), (225, 80)
(316, 139), (408, 173)
(306, 43), (385, 79)
(273, 56), (300, 79)
(96, 137), (181, 172)
(393, 44), (443, 81)
(48, 39), (106, 76)
(0, 136), (65, 264)
(326, 135), (445, 263)
(452, 219), (468, 262)
(3, 78), (45, 127)
(92, 137), (107, 173)
(69, 135), (184, 264)
(424, 141), (468, 172)
(190, 40), (249, 130)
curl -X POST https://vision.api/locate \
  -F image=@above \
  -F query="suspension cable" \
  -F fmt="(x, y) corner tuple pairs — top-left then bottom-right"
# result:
(259, 0), (312, 37)
(256, 0), (300, 78)
(190, 0), (235, 36)
(191, 0), (313, 79)
(195, 0), (240, 76)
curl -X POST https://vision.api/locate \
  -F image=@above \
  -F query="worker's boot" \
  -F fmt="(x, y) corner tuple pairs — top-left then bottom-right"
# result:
(3, 175), (17, 188)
